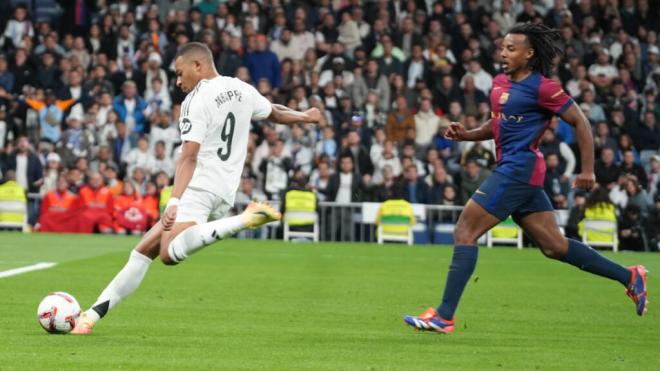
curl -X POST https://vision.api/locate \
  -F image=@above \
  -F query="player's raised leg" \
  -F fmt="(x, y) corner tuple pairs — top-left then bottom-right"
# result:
(160, 201), (281, 265)
(72, 222), (163, 334)
(514, 211), (648, 316)
(404, 200), (500, 333)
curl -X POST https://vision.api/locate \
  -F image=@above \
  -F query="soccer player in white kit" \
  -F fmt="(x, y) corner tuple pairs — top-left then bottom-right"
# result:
(72, 42), (321, 334)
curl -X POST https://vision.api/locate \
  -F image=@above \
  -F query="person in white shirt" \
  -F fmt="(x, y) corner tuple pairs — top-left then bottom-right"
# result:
(123, 136), (157, 176)
(153, 141), (175, 178)
(73, 42), (321, 335)
(414, 98), (441, 149)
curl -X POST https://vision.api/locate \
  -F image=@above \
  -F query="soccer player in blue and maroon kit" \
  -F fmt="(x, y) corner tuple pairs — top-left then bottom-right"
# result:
(404, 23), (648, 333)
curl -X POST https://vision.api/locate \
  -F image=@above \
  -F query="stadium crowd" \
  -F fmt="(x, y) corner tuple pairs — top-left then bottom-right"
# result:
(0, 0), (658, 250)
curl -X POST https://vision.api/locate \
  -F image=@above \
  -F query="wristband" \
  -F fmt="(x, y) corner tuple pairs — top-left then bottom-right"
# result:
(166, 197), (180, 208)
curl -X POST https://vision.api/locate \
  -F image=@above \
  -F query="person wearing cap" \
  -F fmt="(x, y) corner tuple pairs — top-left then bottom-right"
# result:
(40, 152), (61, 195)
(588, 47), (618, 89)
(145, 52), (169, 93)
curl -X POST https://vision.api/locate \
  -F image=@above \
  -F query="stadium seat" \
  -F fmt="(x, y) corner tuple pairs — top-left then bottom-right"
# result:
(581, 219), (618, 252)
(486, 216), (523, 249)
(376, 199), (415, 245)
(283, 190), (319, 242)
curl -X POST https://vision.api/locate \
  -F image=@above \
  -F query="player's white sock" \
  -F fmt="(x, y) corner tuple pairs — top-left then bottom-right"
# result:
(86, 250), (153, 322)
(168, 215), (246, 263)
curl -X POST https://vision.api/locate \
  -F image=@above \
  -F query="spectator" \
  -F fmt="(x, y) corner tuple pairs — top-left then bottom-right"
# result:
(112, 181), (148, 235)
(113, 80), (147, 135)
(2, 5), (33, 49)
(103, 164), (122, 196)
(373, 164), (403, 202)
(309, 160), (332, 202)
(259, 139), (293, 200)
(440, 184), (460, 206)
(544, 153), (570, 209)
(123, 136), (156, 177)
(402, 164), (429, 204)
(270, 29), (298, 62)
(4, 136), (42, 224)
(460, 160), (489, 204)
(625, 176), (653, 218)
(77, 171), (113, 233)
(538, 126), (576, 180)
(40, 152), (61, 195)
(595, 147), (620, 190)
(618, 205), (647, 251)
(153, 140), (174, 178)
(245, 34), (280, 89)
(235, 175), (267, 204)
(36, 175), (76, 232)
(620, 149), (648, 189)
(327, 153), (364, 204)
(579, 89), (606, 124)
(374, 140), (402, 184)
(633, 111), (660, 153)
(459, 75), (488, 117)
(565, 190), (587, 240)
(385, 96), (414, 143)
(341, 130), (373, 177)
(648, 155), (660, 197)
(615, 133), (640, 165)
(0, 56), (14, 93)
(24, 89), (75, 144)
(414, 98), (442, 150)
(58, 109), (94, 166)
(357, 59), (390, 111)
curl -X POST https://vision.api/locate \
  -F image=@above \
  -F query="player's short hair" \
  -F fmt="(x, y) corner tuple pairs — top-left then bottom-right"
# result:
(175, 42), (214, 64)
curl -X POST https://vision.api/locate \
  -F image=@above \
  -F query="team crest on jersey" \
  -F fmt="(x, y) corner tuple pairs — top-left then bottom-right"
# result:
(499, 92), (510, 105)
(180, 118), (192, 135)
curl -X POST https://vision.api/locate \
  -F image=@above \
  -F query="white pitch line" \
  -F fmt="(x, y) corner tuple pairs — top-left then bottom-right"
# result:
(0, 262), (57, 279)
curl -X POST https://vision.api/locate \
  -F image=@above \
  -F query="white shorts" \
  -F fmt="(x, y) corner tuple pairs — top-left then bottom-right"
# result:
(175, 187), (232, 225)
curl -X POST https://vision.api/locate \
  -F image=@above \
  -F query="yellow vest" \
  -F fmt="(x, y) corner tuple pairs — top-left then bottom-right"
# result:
(159, 186), (173, 215)
(578, 203), (617, 242)
(376, 199), (416, 236)
(285, 190), (317, 226)
(0, 180), (27, 224)
(491, 216), (519, 239)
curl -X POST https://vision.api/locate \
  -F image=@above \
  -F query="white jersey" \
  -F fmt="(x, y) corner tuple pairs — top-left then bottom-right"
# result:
(178, 76), (272, 205)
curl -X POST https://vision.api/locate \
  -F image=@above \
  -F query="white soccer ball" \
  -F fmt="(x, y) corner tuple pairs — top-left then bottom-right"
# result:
(37, 292), (81, 334)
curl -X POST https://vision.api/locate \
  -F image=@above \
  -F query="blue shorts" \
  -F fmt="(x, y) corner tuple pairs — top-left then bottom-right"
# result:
(471, 171), (553, 221)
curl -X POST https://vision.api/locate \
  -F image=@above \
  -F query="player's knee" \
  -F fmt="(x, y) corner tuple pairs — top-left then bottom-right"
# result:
(453, 227), (477, 245)
(159, 250), (178, 266)
(539, 239), (567, 259)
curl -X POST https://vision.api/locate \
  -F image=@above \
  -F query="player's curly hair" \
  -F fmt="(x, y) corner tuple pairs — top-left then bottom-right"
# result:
(508, 23), (562, 76)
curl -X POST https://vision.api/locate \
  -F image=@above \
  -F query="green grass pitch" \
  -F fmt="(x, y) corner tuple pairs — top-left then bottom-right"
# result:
(0, 233), (658, 370)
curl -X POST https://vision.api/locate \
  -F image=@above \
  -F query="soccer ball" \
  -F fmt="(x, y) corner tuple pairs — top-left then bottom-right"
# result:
(37, 292), (81, 334)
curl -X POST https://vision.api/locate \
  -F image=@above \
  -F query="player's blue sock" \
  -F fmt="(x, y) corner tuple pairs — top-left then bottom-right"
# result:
(560, 239), (631, 286)
(437, 245), (479, 320)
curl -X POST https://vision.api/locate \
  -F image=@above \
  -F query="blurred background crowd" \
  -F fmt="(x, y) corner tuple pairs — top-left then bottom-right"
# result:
(0, 0), (658, 249)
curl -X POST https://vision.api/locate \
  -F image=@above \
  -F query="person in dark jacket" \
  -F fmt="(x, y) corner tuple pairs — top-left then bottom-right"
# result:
(4, 136), (43, 225)
(402, 164), (429, 204)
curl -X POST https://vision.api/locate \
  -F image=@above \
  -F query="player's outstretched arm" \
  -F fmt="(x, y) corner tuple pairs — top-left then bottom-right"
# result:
(444, 120), (493, 142)
(161, 141), (200, 230)
(560, 102), (596, 191)
(268, 104), (322, 125)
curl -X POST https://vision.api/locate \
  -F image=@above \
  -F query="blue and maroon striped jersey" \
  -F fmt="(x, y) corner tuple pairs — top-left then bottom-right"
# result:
(489, 72), (574, 186)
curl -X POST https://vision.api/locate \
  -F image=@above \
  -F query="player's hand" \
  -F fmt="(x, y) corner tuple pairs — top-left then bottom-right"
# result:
(161, 205), (177, 231)
(305, 107), (322, 124)
(572, 172), (596, 191)
(443, 122), (466, 141)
